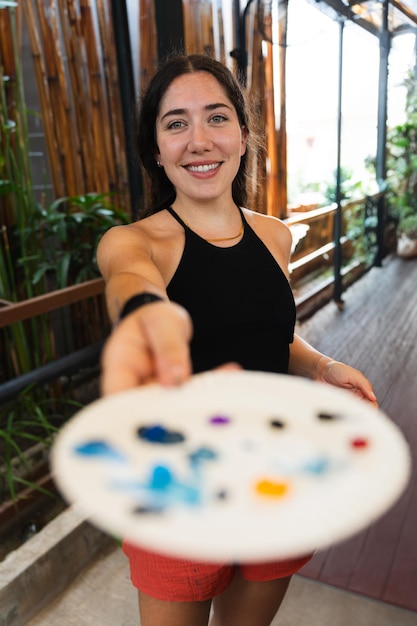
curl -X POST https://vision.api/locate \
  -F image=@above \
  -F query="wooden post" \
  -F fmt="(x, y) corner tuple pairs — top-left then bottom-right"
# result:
(276, 1), (289, 219)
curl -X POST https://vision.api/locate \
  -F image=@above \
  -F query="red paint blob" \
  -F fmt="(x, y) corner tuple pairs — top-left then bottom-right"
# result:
(351, 437), (369, 449)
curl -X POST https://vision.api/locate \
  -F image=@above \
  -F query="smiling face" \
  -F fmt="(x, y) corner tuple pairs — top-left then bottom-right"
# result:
(155, 72), (247, 210)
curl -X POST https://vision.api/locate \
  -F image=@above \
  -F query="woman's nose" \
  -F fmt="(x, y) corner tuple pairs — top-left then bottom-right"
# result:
(187, 124), (213, 151)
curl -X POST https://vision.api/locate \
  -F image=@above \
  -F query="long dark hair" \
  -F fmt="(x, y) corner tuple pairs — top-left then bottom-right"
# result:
(135, 54), (256, 219)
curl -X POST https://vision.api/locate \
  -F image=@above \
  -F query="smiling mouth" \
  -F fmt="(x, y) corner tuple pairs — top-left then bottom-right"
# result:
(185, 162), (221, 173)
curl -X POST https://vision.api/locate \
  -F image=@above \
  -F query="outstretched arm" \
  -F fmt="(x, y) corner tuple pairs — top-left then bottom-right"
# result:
(97, 224), (193, 394)
(289, 334), (378, 407)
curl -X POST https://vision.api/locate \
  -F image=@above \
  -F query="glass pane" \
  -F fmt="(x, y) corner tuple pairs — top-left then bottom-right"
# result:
(286, 0), (339, 209)
(340, 21), (379, 198)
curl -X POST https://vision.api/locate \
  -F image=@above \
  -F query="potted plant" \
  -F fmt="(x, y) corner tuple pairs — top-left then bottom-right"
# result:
(386, 71), (417, 259)
(397, 214), (417, 258)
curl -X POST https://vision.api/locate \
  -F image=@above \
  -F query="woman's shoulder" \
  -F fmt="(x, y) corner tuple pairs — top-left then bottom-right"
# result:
(241, 207), (292, 269)
(242, 208), (291, 239)
(100, 210), (177, 246)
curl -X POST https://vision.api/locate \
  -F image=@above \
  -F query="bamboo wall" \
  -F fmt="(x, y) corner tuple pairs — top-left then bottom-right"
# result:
(1, 0), (288, 218)
(1, 1), (130, 213)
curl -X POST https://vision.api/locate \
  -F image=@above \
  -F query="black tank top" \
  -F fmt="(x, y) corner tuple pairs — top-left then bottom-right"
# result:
(166, 207), (295, 374)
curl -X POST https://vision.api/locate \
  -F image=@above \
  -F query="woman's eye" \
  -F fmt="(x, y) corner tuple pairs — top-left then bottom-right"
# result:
(211, 114), (227, 124)
(167, 120), (185, 130)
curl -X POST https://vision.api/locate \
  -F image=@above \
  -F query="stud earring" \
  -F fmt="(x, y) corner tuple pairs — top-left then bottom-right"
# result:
(157, 160), (162, 168)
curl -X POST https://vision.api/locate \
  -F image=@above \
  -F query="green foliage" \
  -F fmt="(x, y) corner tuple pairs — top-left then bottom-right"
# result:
(0, 9), (128, 379)
(398, 214), (417, 239)
(0, 387), (82, 502)
(344, 199), (378, 267)
(24, 192), (128, 289)
(323, 166), (363, 205)
(386, 71), (417, 226)
(0, 1), (128, 509)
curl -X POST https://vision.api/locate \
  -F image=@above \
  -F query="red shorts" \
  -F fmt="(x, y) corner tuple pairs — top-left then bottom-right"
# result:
(123, 541), (312, 601)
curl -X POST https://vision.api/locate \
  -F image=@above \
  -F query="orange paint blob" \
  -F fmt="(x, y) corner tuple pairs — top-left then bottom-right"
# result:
(255, 479), (289, 497)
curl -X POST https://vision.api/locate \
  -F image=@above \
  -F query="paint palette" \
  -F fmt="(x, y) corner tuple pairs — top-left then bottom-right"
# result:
(51, 371), (411, 562)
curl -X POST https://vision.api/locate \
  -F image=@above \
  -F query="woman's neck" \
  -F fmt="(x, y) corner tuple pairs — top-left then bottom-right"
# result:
(171, 199), (243, 243)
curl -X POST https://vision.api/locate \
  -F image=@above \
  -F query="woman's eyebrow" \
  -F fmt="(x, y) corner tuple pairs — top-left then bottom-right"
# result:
(159, 102), (232, 123)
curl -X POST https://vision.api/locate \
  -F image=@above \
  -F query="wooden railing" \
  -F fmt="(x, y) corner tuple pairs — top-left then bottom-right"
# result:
(0, 279), (107, 401)
(0, 278), (105, 328)
(0, 197), (377, 391)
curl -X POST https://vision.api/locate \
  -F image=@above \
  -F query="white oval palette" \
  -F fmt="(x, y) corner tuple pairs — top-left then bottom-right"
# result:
(51, 371), (411, 563)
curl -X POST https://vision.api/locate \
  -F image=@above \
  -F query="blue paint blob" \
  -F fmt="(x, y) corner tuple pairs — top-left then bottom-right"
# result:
(73, 440), (125, 462)
(188, 446), (218, 466)
(209, 415), (231, 425)
(138, 424), (185, 444)
(149, 465), (173, 490)
(142, 464), (200, 505)
(303, 457), (331, 475)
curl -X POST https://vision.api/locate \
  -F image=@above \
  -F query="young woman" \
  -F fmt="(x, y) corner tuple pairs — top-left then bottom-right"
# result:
(97, 54), (377, 626)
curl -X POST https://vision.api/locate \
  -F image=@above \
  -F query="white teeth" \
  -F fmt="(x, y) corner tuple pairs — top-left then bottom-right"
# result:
(187, 163), (220, 173)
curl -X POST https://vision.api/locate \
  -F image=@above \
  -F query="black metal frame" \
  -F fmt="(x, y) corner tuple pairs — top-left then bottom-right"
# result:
(0, 341), (104, 405)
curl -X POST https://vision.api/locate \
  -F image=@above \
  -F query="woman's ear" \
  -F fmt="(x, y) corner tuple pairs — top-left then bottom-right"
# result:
(240, 126), (248, 156)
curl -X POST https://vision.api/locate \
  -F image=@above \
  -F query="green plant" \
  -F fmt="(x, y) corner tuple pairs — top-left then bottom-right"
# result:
(398, 214), (417, 239)
(0, 4), (50, 377)
(25, 192), (128, 289)
(386, 71), (417, 228)
(0, 386), (82, 502)
(344, 199), (378, 267)
(0, 5), (128, 379)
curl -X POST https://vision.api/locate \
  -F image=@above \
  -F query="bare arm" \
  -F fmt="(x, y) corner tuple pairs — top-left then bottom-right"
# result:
(289, 334), (378, 407)
(97, 225), (193, 393)
(97, 224), (168, 321)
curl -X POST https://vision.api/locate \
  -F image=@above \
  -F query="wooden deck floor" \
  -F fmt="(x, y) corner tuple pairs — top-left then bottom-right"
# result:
(295, 255), (417, 613)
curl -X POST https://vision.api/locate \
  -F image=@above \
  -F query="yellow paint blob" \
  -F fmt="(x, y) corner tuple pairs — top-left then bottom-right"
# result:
(255, 479), (289, 497)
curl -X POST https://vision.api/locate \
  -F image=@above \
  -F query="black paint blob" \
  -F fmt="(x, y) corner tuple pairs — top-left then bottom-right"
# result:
(317, 412), (341, 421)
(270, 419), (286, 429)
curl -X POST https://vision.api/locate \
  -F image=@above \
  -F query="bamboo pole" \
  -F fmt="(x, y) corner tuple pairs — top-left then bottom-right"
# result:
(183, 0), (197, 53)
(200, 0), (215, 56)
(183, 0), (215, 55)
(276, 2), (289, 219)
(264, 51), (279, 216)
(34, 0), (84, 196)
(242, 1), (266, 214)
(259, 6), (279, 218)
(22, 1), (64, 196)
(96, 0), (129, 204)
(138, 0), (158, 93)
(57, 0), (97, 192)
(0, 8), (17, 82)
(80, 0), (116, 192)
(213, 0), (226, 62)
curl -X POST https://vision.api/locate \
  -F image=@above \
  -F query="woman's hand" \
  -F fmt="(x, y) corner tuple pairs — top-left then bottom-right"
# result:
(100, 301), (193, 395)
(316, 357), (378, 408)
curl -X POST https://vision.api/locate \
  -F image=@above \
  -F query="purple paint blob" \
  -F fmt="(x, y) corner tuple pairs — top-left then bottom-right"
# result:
(209, 415), (231, 425)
